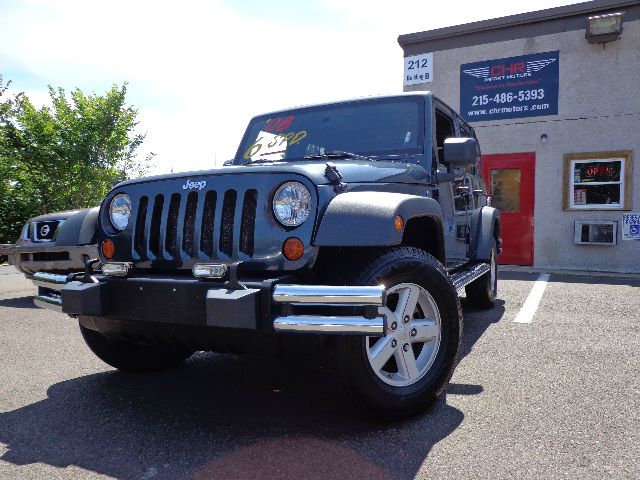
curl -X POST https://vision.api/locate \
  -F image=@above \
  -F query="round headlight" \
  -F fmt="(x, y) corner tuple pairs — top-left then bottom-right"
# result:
(273, 182), (312, 227)
(109, 193), (132, 231)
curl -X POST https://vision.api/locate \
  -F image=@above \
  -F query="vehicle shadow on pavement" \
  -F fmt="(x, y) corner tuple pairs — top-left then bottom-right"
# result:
(458, 298), (506, 360)
(0, 300), (501, 480)
(0, 296), (38, 309)
(0, 351), (473, 480)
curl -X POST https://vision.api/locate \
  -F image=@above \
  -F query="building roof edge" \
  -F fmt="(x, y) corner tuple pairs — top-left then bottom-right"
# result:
(398, 0), (639, 47)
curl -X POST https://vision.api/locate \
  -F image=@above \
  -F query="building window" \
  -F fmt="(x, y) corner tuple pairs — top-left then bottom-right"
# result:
(563, 151), (633, 210)
(491, 168), (521, 212)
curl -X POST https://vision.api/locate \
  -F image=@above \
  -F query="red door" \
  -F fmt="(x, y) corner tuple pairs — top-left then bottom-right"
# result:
(481, 153), (535, 266)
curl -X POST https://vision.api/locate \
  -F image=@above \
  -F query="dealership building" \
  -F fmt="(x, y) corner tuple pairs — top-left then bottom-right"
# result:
(399, 0), (640, 273)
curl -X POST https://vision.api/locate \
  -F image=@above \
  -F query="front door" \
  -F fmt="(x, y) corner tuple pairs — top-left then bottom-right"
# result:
(481, 153), (535, 266)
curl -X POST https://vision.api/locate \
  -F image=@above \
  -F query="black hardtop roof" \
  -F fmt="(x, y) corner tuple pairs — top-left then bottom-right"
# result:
(249, 92), (435, 120)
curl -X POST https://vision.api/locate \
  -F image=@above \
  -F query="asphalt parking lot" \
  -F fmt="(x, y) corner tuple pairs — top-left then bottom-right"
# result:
(0, 264), (638, 480)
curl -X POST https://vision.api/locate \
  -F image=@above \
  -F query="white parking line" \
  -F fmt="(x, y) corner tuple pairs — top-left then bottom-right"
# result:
(513, 273), (551, 324)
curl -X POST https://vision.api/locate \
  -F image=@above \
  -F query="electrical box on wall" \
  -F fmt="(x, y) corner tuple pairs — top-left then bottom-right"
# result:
(574, 221), (617, 245)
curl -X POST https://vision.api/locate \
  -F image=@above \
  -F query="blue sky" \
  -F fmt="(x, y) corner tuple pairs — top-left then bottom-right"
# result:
(0, 0), (582, 175)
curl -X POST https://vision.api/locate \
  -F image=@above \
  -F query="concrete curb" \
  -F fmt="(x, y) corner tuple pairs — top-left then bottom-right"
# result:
(500, 264), (640, 279)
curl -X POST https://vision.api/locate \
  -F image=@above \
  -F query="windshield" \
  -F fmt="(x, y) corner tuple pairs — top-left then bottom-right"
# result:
(235, 97), (424, 163)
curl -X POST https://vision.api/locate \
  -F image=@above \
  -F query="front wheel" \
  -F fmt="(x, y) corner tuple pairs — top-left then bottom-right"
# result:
(79, 323), (194, 372)
(324, 247), (462, 418)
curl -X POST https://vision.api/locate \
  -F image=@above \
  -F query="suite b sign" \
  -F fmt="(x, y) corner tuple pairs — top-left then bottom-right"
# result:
(460, 51), (559, 122)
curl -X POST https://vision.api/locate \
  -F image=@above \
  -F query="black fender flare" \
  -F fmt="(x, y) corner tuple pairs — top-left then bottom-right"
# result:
(468, 206), (501, 262)
(314, 191), (444, 255)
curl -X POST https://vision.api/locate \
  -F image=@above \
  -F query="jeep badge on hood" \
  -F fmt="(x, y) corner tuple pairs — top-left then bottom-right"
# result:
(182, 180), (207, 190)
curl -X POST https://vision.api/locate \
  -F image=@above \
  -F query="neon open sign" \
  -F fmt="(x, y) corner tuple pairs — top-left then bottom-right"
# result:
(576, 161), (620, 183)
(585, 166), (614, 177)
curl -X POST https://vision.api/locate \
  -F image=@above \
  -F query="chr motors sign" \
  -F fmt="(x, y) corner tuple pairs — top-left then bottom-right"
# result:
(460, 51), (559, 122)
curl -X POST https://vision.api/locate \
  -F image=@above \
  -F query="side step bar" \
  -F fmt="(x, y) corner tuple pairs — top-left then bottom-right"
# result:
(450, 263), (491, 291)
(272, 284), (387, 336)
(32, 272), (68, 312)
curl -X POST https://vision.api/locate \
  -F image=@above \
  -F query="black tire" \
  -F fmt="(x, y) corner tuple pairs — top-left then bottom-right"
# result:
(79, 323), (194, 372)
(465, 242), (498, 309)
(324, 247), (462, 418)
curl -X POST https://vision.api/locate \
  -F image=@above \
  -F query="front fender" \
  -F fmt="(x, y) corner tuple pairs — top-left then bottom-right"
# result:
(314, 191), (443, 247)
(468, 206), (500, 262)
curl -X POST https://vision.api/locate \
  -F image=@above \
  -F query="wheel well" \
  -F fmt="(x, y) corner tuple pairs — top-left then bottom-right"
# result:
(402, 216), (445, 263)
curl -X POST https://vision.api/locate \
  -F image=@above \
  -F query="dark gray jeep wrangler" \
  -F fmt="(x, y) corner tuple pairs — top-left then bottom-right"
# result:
(33, 93), (500, 417)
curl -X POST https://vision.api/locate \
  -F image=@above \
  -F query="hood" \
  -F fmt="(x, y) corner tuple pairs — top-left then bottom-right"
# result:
(28, 207), (96, 222)
(116, 160), (429, 188)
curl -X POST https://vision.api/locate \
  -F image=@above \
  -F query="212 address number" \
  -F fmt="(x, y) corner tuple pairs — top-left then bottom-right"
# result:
(407, 58), (429, 70)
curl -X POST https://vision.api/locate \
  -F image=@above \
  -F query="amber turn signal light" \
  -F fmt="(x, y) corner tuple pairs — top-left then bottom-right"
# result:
(283, 237), (304, 261)
(101, 239), (115, 259)
(394, 215), (404, 232)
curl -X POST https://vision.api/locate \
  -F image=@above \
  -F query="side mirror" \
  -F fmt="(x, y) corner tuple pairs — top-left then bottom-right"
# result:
(443, 137), (480, 167)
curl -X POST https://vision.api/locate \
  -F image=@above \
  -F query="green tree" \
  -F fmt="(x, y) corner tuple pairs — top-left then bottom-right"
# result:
(0, 75), (152, 246)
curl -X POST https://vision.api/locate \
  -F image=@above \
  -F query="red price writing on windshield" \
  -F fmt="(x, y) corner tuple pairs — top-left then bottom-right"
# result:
(264, 116), (295, 133)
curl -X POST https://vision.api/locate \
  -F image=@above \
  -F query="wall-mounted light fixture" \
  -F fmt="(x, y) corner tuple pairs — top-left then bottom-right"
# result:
(540, 133), (548, 143)
(586, 12), (624, 44)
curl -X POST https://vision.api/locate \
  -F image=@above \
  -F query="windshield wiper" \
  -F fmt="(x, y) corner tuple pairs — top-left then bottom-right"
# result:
(304, 151), (372, 161)
(240, 150), (372, 165)
(239, 157), (287, 165)
(369, 154), (417, 162)
(243, 159), (281, 164)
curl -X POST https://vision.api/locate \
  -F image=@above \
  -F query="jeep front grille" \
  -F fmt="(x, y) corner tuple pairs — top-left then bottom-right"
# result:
(200, 190), (217, 257)
(133, 188), (257, 261)
(239, 190), (257, 256)
(220, 190), (236, 257)
(183, 191), (198, 257)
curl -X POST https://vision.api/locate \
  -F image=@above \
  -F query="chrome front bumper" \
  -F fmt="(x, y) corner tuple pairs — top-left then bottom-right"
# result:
(33, 272), (68, 312)
(32, 272), (388, 336)
(272, 284), (386, 335)
(12, 244), (98, 278)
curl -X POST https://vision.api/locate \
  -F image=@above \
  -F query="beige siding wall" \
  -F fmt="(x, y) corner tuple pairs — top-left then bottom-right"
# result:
(405, 20), (640, 273)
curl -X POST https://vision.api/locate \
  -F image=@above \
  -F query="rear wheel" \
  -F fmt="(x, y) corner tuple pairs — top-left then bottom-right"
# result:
(465, 242), (498, 308)
(79, 323), (194, 372)
(324, 247), (462, 418)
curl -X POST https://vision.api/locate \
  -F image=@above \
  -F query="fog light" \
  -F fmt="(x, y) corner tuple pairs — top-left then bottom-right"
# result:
(283, 237), (304, 261)
(101, 239), (115, 259)
(102, 262), (131, 276)
(193, 263), (228, 279)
